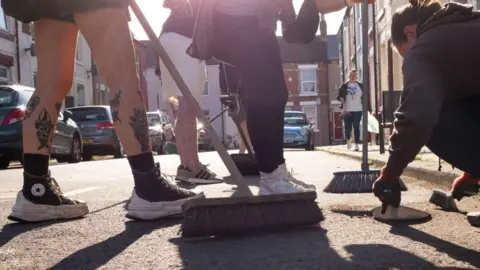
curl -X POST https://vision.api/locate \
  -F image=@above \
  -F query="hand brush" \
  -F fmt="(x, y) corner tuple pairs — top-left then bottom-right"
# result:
(130, 0), (323, 238)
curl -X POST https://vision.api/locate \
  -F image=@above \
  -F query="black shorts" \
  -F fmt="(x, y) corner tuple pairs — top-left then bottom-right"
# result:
(1, 0), (129, 24)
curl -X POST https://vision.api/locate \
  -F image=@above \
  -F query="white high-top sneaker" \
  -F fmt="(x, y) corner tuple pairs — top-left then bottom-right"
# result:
(259, 165), (313, 196)
(354, 143), (359, 151)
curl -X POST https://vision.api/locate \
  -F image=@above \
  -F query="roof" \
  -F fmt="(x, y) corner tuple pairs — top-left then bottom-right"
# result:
(278, 36), (327, 63)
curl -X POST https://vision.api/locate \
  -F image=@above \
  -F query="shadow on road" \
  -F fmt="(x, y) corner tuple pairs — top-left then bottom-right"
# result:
(169, 226), (467, 269)
(48, 219), (180, 269)
(0, 218), (85, 248)
(390, 226), (480, 268)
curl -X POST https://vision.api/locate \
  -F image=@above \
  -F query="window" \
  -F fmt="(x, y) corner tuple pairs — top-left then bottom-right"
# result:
(33, 73), (37, 88)
(135, 52), (140, 76)
(0, 6), (7, 31)
(0, 66), (9, 85)
(302, 106), (317, 124)
(76, 42), (81, 61)
(76, 83), (85, 106)
(285, 106), (292, 111)
(203, 80), (208, 96)
(300, 67), (317, 94)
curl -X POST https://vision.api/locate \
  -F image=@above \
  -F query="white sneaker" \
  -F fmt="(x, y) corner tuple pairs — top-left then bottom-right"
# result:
(259, 166), (313, 195)
(277, 164), (316, 191)
(354, 144), (359, 151)
(347, 139), (352, 150)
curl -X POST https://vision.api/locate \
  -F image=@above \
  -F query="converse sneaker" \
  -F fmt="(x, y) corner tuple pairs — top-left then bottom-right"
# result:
(126, 163), (205, 220)
(175, 164), (223, 184)
(8, 172), (89, 222)
(347, 139), (352, 150)
(354, 144), (359, 151)
(277, 164), (316, 191)
(259, 166), (312, 196)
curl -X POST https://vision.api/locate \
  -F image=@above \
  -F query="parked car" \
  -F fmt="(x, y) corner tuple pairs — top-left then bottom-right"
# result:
(68, 106), (124, 161)
(147, 111), (174, 154)
(283, 111), (315, 151)
(0, 85), (83, 169)
(197, 121), (212, 151)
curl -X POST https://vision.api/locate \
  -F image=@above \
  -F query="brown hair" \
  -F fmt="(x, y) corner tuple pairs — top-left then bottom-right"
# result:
(391, 0), (443, 45)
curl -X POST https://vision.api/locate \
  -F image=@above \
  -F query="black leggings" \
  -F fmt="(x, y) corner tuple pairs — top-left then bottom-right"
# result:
(213, 12), (288, 173)
(426, 97), (480, 178)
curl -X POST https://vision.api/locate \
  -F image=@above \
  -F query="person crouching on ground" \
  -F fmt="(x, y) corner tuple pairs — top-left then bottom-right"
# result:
(372, 0), (480, 218)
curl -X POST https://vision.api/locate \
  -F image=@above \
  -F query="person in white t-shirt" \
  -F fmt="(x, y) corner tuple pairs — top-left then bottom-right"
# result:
(337, 69), (369, 151)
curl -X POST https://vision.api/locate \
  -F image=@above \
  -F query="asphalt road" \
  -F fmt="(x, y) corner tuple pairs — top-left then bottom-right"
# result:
(0, 150), (479, 269)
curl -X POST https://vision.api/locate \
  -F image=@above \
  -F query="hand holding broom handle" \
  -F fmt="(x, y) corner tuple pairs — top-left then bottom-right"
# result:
(129, 1), (253, 196)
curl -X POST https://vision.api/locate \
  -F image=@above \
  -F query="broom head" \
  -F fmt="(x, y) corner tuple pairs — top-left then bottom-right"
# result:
(180, 191), (323, 238)
(323, 169), (408, 193)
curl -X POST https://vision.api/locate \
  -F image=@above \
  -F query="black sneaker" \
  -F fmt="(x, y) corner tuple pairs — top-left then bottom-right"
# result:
(8, 171), (89, 222)
(126, 163), (205, 220)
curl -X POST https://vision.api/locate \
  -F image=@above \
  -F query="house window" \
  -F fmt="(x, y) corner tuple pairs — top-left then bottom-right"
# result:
(299, 65), (317, 94)
(0, 66), (9, 84)
(77, 83), (85, 106)
(285, 106), (292, 111)
(203, 80), (208, 96)
(302, 106), (317, 124)
(0, 6), (7, 31)
(33, 73), (37, 88)
(76, 42), (81, 62)
(135, 52), (140, 76)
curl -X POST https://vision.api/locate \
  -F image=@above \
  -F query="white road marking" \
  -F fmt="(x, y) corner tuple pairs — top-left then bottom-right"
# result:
(0, 186), (103, 200)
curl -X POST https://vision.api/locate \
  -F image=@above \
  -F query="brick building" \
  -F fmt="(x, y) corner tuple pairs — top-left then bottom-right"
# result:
(279, 35), (341, 146)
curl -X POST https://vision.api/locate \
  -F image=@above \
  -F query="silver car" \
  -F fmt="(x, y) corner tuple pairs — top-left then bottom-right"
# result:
(147, 111), (174, 154)
(69, 106), (124, 161)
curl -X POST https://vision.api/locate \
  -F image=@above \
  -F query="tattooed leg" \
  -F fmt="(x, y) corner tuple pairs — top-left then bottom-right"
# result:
(74, 8), (152, 156)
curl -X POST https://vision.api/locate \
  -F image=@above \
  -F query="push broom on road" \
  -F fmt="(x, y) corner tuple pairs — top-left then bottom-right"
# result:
(129, 0), (323, 238)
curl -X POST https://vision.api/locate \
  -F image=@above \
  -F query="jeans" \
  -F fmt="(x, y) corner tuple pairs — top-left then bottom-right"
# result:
(212, 12), (288, 173)
(344, 111), (362, 143)
(426, 97), (480, 178)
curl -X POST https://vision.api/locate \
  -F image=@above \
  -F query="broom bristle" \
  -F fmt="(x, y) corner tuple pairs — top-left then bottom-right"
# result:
(179, 193), (323, 238)
(323, 170), (408, 193)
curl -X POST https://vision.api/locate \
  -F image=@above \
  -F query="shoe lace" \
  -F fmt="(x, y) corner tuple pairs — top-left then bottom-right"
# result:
(200, 163), (216, 176)
(44, 172), (76, 204)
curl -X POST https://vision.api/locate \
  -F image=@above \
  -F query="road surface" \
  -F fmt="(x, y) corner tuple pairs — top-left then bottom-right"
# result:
(0, 150), (479, 269)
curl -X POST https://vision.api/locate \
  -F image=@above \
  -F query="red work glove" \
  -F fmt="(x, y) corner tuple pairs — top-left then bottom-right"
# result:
(372, 168), (402, 214)
(451, 173), (480, 201)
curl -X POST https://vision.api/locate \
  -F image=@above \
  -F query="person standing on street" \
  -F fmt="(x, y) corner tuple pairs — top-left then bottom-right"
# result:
(1, 0), (204, 223)
(159, 0), (220, 185)
(337, 69), (364, 151)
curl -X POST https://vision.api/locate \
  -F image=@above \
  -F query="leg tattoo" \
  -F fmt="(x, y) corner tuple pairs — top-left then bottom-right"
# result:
(110, 90), (122, 123)
(24, 96), (40, 120)
(35, 109), (54, 151)
(129, 108), (150, 152)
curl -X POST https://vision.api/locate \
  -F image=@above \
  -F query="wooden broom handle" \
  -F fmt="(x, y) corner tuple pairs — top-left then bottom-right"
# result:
(129, 0), (253, 196)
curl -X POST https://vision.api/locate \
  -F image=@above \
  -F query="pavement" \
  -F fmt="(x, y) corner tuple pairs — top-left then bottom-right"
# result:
(0, 150), (479, 269)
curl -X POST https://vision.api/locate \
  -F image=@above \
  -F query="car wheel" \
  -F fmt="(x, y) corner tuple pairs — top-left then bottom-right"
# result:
(82, 153), (93, 161)
(0, 154), (11, 169)
(114, 142), (125, 159)
(68, 135), (82, 163)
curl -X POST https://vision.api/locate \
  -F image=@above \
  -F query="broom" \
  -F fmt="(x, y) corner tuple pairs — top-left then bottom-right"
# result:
(130, 1), (323, 238)
(323, 0), (407, 194)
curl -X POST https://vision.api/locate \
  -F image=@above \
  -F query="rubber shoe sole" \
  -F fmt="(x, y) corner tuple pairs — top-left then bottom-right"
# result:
(8, 192), (89, 223)
(126, 189), (206, 220)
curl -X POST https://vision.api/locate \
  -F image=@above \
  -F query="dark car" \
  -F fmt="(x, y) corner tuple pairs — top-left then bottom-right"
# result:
(68, 106), (124, 161)
(0, 85), (83, 169)
(283, 111), (315, 151)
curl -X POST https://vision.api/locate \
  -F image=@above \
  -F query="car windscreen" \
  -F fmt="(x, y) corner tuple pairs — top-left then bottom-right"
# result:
(69, 108), (110, 122)
(0, 89), (18, 108)
(284, 116), (307, 126)
(147, 114), (161, 126)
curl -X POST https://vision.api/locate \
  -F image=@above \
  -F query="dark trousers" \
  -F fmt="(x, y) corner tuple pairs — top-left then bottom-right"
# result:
(426, 97), (480, 178)
(213, 12), (288, 173)
(344, 111), (362, 143)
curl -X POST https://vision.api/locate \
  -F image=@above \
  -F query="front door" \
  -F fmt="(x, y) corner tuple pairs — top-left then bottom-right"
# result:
(333, 111), (344, 142)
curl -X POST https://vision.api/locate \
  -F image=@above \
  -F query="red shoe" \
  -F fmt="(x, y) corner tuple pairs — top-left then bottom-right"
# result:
(451, 173), (480, 201)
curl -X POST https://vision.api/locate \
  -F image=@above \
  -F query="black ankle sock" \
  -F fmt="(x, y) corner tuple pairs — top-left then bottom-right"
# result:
(23, 154), (49, 176)
(128, 152), (155, 173)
